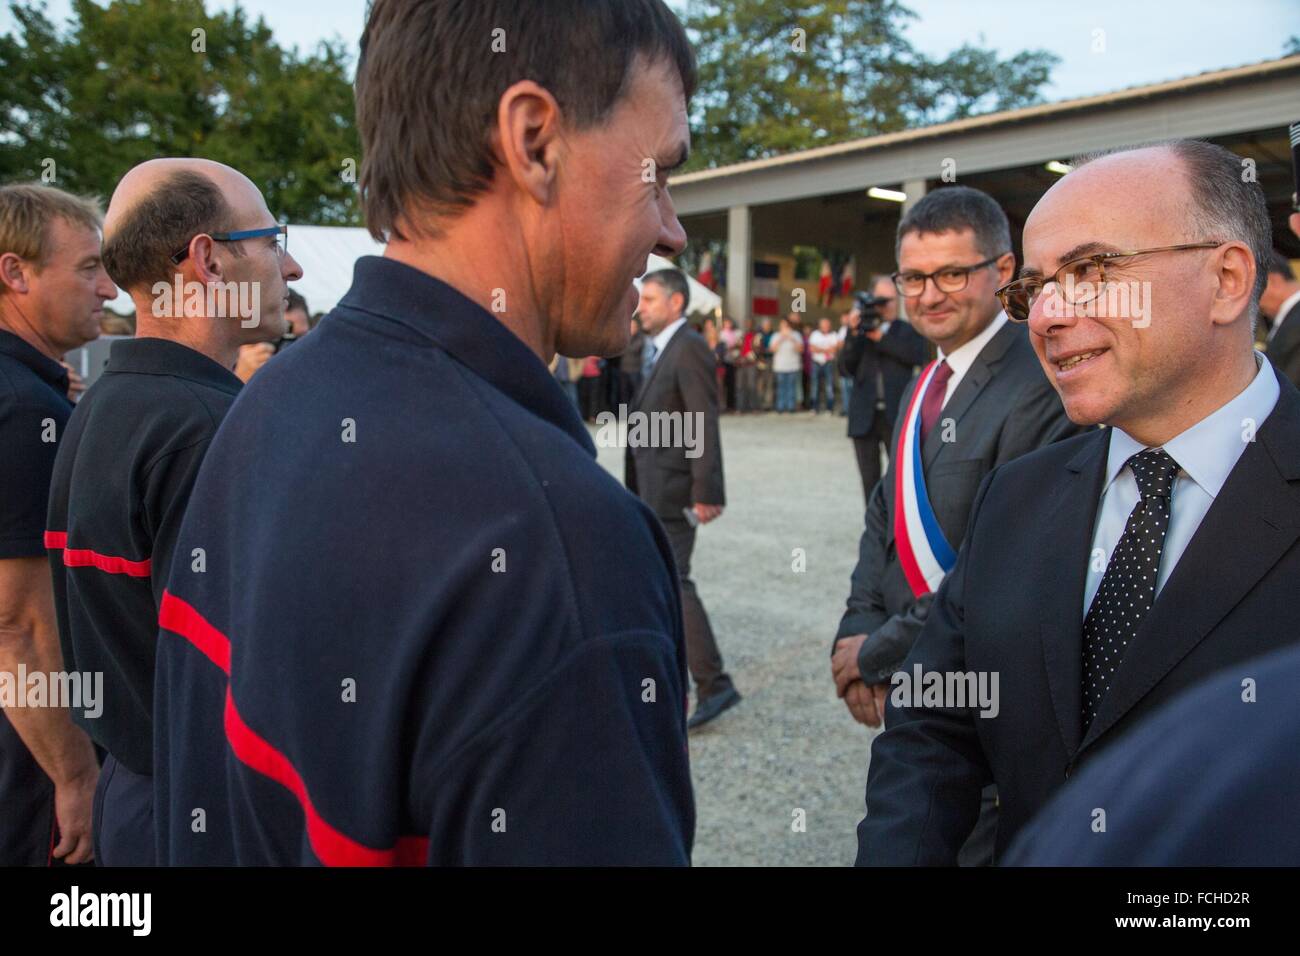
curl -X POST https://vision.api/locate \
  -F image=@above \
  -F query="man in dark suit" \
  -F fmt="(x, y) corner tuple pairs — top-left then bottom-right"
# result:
(627, 268), (738, 730)
(1005, 642), (1300, 865)
(840, 274), (930, 505)
(1262, 250), (1300, 386)
(830, 186), (1083, 864)
(857, 139), (1299, 865)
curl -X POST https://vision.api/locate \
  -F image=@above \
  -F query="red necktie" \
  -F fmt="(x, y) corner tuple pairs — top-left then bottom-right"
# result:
(919, 360), (953, 445)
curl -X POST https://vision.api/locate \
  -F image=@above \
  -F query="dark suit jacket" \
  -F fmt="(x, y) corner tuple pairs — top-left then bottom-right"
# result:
(857, 367), (1300, 865)
(835, 320), (1085, 683)
(625, 323), (725, 518)
(1004, 641), (1300, 865)
(1265, 298), (1300, 388)
(841, 320), (930, 439)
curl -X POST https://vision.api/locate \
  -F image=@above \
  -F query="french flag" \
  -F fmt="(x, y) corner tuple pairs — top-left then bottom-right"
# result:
(752, 261), (780, 316)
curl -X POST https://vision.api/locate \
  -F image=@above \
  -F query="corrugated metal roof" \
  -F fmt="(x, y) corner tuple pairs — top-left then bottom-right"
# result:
(670, 55), (1300, 186)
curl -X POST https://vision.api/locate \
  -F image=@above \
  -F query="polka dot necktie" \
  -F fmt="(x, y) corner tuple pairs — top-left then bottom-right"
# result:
(1081, 448), (1181, 729)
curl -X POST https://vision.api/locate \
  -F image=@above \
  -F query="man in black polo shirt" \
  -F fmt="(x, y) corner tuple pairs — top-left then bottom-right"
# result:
(154, 0), (698, 865)
(46, 159), (303, 865)
(0, 184), (110, 865)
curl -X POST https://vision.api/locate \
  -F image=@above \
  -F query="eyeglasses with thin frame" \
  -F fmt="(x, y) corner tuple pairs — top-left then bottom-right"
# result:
(169, 225), (288, 265)
(891, 256), (1005, 298)
(995, 241), (1223, 323)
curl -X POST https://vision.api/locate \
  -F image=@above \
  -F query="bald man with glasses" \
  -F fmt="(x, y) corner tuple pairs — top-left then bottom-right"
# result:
(45, 159), (302, 865)
(856, 139), (1300, 866)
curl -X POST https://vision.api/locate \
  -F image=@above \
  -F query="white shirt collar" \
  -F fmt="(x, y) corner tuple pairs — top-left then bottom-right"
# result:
(1103, 351), (1280, 499)
(1267, 289), (1300, 342)
(650, 317), (687, 357)
(938, 311), (1008, 378)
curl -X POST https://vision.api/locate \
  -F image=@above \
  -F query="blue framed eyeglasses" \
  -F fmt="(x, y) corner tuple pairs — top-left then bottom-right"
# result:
(170, 225), (288, 265)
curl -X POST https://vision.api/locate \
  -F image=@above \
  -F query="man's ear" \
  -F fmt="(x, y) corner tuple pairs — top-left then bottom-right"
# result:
(187, 235), (224, 285)
(1209, 241), (1255, 327)
(493, 80), (563, 206)
(0, 251), (33, 295)
(995, 251), (1017, 286)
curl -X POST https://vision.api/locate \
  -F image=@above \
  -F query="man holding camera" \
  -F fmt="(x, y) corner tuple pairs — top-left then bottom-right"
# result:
(840, 274), (929, 505)
(829, 186), (1082, 864)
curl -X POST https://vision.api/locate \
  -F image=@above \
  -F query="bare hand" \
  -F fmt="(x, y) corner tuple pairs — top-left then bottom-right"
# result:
(1291, 212), (1300, 241)
(693, 503), (724, 525)
(831, 633), (867, 696)
(234, 342), (274, 382)
(60, 362), (86, 402)
(844, 681), (890, 727)
(865, 327), (884, 342)
(52, 767), (97, 864)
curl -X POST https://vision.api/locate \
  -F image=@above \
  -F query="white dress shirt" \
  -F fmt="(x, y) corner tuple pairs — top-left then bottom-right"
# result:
(1083, 351), (1280, 617)
(936, 311), (1008, 408)
(646, 317), (687, 368)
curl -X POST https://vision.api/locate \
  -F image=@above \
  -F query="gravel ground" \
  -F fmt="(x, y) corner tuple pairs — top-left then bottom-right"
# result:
(591, 409), (880, 866)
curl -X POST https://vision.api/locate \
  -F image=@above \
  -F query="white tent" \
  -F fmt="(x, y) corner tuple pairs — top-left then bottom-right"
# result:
(639, 253), (721, 317)
(106, 226), (720, 317)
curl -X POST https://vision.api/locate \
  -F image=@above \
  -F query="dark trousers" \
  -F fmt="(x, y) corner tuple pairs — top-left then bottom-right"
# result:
(735, 364), (758, 412)
(661, 518), (733, 702)
(618, 370), (642, 407)
(0, 711), (55, 865)
(602, 364), (621, 414)
(577, 378), (601, 421)
(957, 785), (999, 866)
(852, 412), (892, 506)
(92, 754), (155, 866)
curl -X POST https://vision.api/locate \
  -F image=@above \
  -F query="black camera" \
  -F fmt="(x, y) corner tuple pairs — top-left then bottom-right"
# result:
(852, 291), (892, 332)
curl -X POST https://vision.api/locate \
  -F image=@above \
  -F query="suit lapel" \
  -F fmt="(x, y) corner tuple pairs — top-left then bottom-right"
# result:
(1080, 382), (1300, 754)
(1036, 431), (1109, 758)
(922, 322), (1020, 470)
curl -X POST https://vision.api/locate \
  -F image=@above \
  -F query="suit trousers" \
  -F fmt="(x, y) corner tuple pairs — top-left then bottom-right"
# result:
(956, 785), (998, 866)
(852, 413), (891, 506)
(735, 364), (758, 412)
(661, 518), (733, 702)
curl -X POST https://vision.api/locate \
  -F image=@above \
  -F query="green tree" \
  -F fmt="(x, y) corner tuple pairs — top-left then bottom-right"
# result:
(681, 0), (1059, 170)
(0, 0), (361, 224)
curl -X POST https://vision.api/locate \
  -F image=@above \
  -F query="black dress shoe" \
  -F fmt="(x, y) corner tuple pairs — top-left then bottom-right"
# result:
(687, 687), (742, 730)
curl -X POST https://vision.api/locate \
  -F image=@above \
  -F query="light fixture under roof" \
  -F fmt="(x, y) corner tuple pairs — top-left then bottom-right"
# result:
(867, 186), (907, 203)
(1045, 160), (1073, 175)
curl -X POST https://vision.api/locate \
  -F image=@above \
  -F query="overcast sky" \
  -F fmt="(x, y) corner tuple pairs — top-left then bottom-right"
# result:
(4, 0), (1297, 102)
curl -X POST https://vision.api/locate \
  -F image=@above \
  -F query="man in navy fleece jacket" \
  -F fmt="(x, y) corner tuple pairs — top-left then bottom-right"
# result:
(153, 0), (701, 865)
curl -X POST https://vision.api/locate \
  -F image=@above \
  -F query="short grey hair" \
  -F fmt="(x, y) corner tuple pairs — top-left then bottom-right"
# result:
(895, 186), (1012, 262)
(642, 268), (690, 316)
(1072, 139), (1271, 321)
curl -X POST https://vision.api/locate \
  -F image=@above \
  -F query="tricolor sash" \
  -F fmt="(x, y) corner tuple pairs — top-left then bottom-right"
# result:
(893, 360), (958, 598)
